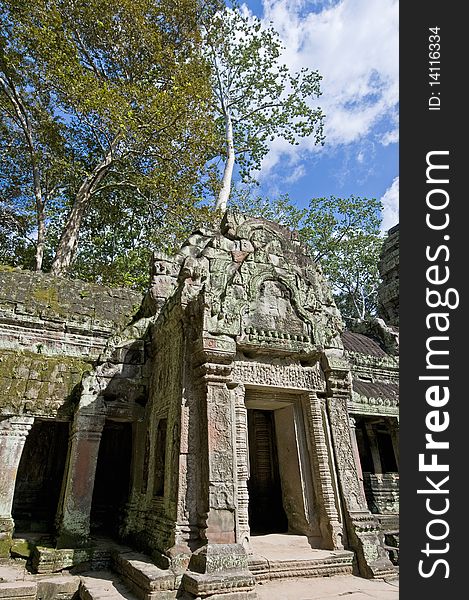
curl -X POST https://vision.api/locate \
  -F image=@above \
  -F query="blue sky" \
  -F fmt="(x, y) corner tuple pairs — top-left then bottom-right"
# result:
(242, 0), (399, 232)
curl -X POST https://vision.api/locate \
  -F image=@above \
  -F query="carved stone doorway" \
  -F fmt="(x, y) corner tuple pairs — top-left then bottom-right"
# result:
(90, 420), (132, 536)
(12, 419), (69, 533)
(247, 409), (288, 534)
(245, 391), (317, 541)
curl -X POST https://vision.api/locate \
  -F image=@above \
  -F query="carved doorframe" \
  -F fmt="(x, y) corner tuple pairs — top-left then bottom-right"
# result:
(231, 361), (345, 552)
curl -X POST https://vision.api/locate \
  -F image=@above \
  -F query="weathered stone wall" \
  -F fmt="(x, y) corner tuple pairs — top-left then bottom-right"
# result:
(123, 296), (188, 559)
(0, 266), (142, 419)
(342, 324), (399, 419)
(378, 224), (399, 326)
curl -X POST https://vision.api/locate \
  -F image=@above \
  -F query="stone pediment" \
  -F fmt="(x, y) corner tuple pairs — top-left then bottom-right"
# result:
(237, 278), (312, 353)
(151, 211), (343, 352)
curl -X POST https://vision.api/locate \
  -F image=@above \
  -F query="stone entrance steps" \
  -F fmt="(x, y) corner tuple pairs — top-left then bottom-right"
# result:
(79, 571), (139, 600)
(111, 550), (180, 600)
(247, 534), (354, 582)
(0, 560), (81, 600)
(5, 535), (358, 599)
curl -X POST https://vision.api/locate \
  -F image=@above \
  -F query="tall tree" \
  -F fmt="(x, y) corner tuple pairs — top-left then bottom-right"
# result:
(0, 0), (216, 275)
(203, 4), (325, 210)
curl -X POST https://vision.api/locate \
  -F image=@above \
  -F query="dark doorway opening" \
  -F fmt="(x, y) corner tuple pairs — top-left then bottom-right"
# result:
(90, 420), (132, 536)
(247, 409), (288, 534)
(13, 420), (69, 533)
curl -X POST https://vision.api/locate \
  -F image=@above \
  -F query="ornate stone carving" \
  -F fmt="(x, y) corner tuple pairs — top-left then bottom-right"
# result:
(302, 395), (343, 549)
(233, 384), (250, 551)
(324, 360), (394, 577)
(348, 392), (399, 417)
(232, 360), (326, 392)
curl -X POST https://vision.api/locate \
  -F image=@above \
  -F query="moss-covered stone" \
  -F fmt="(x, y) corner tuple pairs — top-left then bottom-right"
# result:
(10, 538), (34, 558)
(0, 267), (142, 328)
(0, 349), (91, 418)
(0, 534), (12, 558)
(32, 545), (96, 574)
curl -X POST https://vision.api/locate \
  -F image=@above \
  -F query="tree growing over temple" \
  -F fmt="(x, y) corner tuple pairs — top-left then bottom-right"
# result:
(202, 4), (325, 210)
(0, 0), (217, 275)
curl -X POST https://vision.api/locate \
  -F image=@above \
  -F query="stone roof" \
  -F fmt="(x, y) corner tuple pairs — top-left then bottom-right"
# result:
(0, 267), (145, 419)
(352, 379), (399, 401)
(341, 331), (388, 358)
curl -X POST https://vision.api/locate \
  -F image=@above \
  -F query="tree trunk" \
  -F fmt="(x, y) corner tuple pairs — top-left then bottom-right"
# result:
(0, 76), (47, 271)
(50, 142), (117, 277)
(35, 208), (46, 271)
(216, 112), (235, 211)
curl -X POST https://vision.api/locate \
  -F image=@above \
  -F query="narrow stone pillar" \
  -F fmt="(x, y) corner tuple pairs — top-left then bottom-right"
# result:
(204, 377), (237, 544)
(303, 393), (344, 549)
(234, 383), (250, 551)
(56, 411), (105, 548)
(349, 417), (367, 504)
(388, 418), (399, 469)
(0, 416), (34, 557)
(322, 351), (394, 578)
(182, 333), (256, 599)
(365, 422), (383, 474)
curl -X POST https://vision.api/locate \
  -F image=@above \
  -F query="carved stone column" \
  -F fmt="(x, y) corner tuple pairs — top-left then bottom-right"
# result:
(365, 422), (383, 474)
(56, 411), (105, 548)
(234, 383), (250, 551)
(388, 418), (400, 469)
(303, 393), (343, 549)
(322, 351), (394, 578)
(349, 416), (367, 504)
(182, 334), (256, 599)
(0, 416), (34, 557)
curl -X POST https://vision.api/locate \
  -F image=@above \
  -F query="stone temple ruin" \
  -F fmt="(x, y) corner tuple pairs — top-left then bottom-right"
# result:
(0, 213), (399, 599)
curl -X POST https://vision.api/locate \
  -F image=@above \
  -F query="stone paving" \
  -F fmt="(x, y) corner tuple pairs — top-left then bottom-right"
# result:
(1, 544), (398, 600)
(255, 574), (399, 600)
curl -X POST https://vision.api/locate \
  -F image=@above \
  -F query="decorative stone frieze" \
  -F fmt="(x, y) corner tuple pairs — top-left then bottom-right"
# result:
(232, 359), (326, 392)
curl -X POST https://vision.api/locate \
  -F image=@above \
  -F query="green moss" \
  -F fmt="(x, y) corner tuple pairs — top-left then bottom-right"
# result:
(0, 349), (92, 416)
(32, 285), (62, 314)
(11, 538), (34, 558)
(0, 536), (12, 558)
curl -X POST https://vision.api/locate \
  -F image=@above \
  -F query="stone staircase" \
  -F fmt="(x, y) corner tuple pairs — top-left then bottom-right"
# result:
(79, 571), (139, 600)
(247, 534), (354, 583)
(1, 534), (374, 599)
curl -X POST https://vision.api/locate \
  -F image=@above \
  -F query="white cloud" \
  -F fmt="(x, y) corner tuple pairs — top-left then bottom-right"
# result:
(252, 0), (398, 173)
(284, 164), (306, 183)
(380, 176), (399, 233)
(380, 128), (399, 147)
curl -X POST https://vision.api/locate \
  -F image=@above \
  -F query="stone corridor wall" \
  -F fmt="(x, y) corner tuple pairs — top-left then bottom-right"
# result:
(0, 266), (142, 419)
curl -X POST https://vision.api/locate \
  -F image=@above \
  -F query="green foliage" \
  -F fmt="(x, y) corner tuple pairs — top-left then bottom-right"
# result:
(63, 196), (221, 291)
(231, 193), (383, 320)
(230, 188), (306, 230)
(0, 0), (216, 274)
